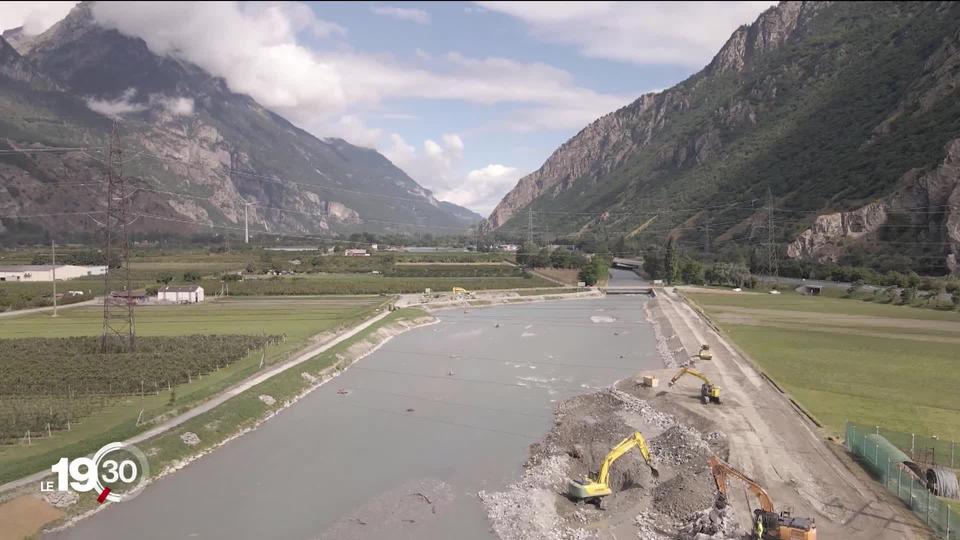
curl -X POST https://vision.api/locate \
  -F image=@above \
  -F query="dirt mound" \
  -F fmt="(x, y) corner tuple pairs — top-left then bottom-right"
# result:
(650, 424), (711, 466)
(653, 469), (717, 519)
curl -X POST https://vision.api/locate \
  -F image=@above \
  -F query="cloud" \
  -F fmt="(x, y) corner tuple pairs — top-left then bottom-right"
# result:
(443, 164), (526, 215)
(381, 132), (522, 214)
(476, 1), (776, 66)
(0, 1), (75, 35)
(90, 3), (632, 136)
(371, 5), (431, 25)
(85, 88), (194, 118)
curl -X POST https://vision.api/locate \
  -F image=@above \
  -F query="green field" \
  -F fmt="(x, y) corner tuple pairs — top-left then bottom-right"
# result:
(202, 274), (554, 295)
(0, 296), (384, 483)
(686, 291), (960, 440)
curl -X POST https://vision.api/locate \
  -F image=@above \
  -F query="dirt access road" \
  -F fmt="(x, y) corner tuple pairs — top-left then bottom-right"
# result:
(656, 288), (927, 539)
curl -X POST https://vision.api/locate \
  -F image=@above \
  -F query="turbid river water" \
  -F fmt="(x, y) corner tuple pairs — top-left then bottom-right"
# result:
(51, 270), (661, 540)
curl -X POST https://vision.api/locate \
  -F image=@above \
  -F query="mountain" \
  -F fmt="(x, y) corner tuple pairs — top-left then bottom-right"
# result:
(487, 1), (960, 274)
(0, 3), (479, 243)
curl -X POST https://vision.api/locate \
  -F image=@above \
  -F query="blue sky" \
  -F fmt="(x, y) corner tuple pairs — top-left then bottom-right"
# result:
(0, 1), (775, 215)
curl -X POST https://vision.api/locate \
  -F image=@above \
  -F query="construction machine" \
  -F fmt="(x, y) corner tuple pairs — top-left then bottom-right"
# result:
(452, 286), (471, 296)
(697, 344), (713, 361)
(709, 456), (817, 540)
(567, 432), (659, 503)
(668, 367), (721, 404)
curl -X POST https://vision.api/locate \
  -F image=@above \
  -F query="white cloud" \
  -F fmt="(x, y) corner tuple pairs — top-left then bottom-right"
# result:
(476, 1), (776, 66)
(86, 88), (147, 117)
(85, 88), (194, 118)
(0, 1), (75, 34)
(371, 5), (431, 25)
(443, 164), (526, 215)
(89, 3), (632, 136)
(381, 133), (522, 214)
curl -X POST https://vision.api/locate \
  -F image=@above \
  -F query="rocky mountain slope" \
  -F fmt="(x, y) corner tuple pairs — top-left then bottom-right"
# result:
(0, 3), (480, 243)
(487, 1), (960, 274)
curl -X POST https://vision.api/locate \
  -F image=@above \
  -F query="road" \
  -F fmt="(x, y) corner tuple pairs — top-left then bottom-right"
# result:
(0, 298), (98, 318)
(50, 288), (661, 539)
(655, 288), (926, 538)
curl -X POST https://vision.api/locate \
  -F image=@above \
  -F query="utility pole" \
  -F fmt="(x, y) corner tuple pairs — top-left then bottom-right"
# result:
(766, 187), (778, 281)
(244, 203), (249, 244)
(51, 240), (57, 317)
(100, 122), (136, 353)
(704, 216), (711, 255)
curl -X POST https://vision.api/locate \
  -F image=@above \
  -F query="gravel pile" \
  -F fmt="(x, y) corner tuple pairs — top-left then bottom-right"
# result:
(44, 490), (79, 508)
(650, 425), (711, 466)
(258, 394), (276, 405)
(653, 471), (716, 519)
(678, 502), (743, 539)
(480, 455), (597, 540)
(609, 389), (675, 430)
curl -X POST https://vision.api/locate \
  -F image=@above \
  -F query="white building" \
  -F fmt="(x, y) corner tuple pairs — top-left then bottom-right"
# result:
(344, 249), (370, 257)
(158, 285), (205, 304)
(0, 265), (108, 282)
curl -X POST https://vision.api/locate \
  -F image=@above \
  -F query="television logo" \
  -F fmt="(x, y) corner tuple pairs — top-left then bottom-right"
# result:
(40, 442), (150, 503)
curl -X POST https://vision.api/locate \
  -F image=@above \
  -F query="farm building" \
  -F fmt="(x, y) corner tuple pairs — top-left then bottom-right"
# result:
(158, 285), (205, 304)
(109, 289), (149, 304)
(344, 249), (370, 257)
(0, 265), (108, 282)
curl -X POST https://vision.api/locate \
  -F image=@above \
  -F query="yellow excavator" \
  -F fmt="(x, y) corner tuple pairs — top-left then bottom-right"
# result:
(669, 367), (721, 404)
(567, 432), (659, 503)
(709, 456), (817, 540)
(452, 286), (471, 296)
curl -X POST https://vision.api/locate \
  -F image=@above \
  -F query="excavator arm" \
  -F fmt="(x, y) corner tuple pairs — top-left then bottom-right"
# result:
(708, 456), (775, 512)
(596, 432), (658, 485)
(669, 367), (712, 387)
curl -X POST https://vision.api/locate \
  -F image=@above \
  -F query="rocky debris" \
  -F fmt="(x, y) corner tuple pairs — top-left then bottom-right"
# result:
(645, 300), (678, 368)
(653, 471), (717, 519)
(180, 432), (200, 446)
(301, 371), (317, 383)
(44, 490), (78, 508)
(634, 512), (675, 539)
(650, 425), (711, 466)
(258, 394), (276, 406)
(610, 389), (675, 430)
(678, 502), (742, 539)
(480, 455), (596, 540)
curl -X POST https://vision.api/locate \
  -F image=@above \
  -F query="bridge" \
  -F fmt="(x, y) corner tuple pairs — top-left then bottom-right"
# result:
(611, 257), (643, 270)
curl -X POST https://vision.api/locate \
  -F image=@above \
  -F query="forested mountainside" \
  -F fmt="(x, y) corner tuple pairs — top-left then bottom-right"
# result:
(487, 2), (960, 274)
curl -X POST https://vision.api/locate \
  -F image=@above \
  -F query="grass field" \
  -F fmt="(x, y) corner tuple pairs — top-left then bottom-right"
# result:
(685, 290), (960, 440)
(0, 296), (385, 484)
(202, 274), (555, 295)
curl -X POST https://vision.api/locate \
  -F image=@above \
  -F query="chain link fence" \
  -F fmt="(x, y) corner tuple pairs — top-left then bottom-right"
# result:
(847, 423), (959, 539)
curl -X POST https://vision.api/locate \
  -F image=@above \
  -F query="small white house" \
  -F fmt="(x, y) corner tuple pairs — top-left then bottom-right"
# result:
(344, 249), (370, 257)
(158, 285), (205, 304)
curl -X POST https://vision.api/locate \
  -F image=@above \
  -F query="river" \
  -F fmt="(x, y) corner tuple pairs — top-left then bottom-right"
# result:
(50, 270), (659, 540)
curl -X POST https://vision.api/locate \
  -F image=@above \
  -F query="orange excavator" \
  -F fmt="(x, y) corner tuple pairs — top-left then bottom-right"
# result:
(709, 456), (817, 540)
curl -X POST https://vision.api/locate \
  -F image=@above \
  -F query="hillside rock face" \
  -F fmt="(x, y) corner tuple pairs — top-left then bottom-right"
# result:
(0, 4), (479, 241)
(788, 139), (960, 271)
(486, 1), (960, 273)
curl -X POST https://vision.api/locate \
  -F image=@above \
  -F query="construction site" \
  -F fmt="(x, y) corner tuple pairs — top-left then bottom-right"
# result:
(480, 275), (930, 540)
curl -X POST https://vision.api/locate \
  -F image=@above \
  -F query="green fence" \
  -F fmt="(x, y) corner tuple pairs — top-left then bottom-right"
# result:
(847, 423), (959, 539)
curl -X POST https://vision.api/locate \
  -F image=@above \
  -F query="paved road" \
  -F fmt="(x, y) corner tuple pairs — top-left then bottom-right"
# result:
(50, 296), (662, 540)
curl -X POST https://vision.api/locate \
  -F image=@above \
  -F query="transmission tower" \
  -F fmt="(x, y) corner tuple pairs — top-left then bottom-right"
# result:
(766, 188), (779, 280)
(100, 123), (136, 353)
